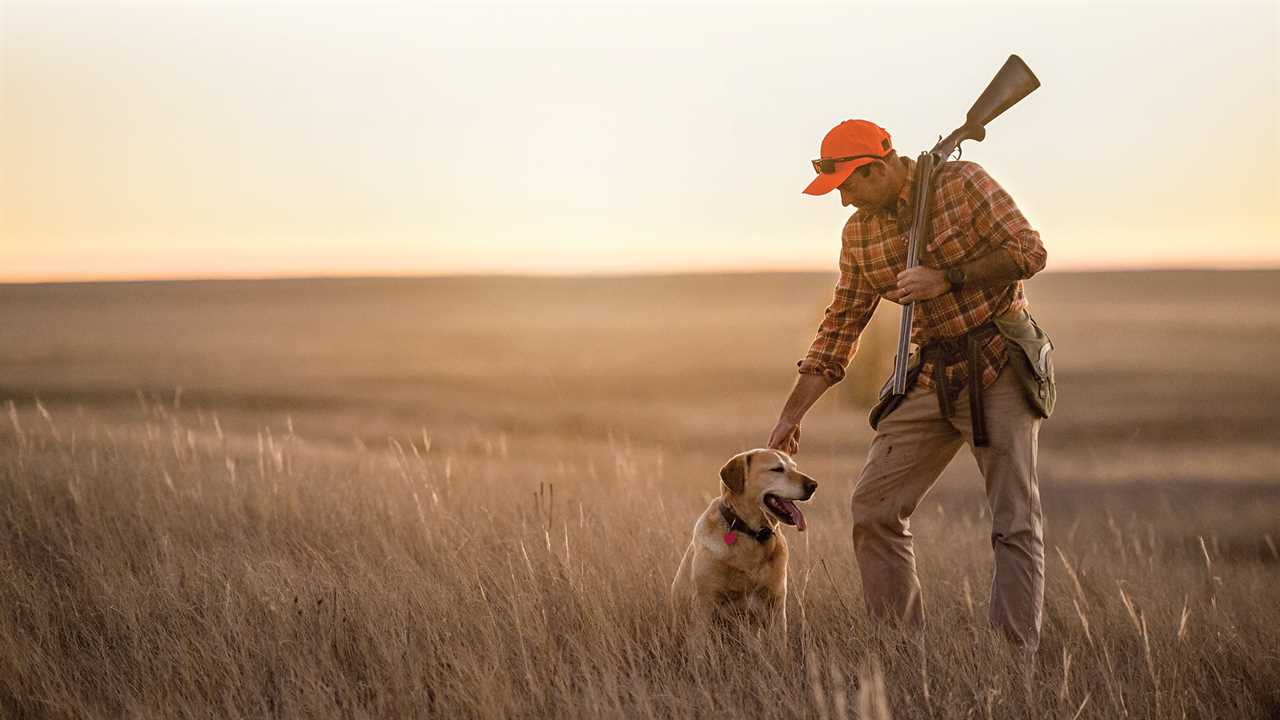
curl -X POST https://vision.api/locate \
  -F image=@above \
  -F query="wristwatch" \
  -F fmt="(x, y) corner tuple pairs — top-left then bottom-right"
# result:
(945, 266), (967, 291)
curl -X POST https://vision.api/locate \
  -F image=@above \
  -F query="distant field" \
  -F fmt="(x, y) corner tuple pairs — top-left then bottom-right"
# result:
(2, 270), (1277, 482)
(1, 270), (1277, 718)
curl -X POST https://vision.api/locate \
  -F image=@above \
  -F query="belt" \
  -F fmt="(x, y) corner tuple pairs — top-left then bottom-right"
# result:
(920, 322), (999, 447)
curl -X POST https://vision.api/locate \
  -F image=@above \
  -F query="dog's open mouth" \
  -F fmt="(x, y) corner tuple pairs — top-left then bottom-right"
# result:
(764, 494), (807, 532)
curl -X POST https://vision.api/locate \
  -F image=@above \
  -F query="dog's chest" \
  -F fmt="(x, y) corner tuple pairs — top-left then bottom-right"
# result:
(701, 536), (787, 593)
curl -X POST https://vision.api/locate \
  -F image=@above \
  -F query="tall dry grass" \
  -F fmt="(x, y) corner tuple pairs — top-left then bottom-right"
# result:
(2, 398), (1276, 719)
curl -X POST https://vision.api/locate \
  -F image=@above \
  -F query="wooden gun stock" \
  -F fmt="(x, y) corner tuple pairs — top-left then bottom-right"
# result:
(934, 54), (1041, 160)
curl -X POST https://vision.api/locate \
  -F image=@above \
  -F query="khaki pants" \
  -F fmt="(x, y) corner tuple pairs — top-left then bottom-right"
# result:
(851, 364), (1044, 649)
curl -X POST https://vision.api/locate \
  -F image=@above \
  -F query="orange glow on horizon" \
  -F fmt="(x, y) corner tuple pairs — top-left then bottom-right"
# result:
(3, 2), (1276, 283)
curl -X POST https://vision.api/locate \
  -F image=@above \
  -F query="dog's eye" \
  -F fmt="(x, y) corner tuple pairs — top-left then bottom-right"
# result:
(773, 467), (786, 473)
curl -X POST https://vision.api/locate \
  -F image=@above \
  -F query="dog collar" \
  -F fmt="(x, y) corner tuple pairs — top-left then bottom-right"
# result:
(718, 501), (774, 544)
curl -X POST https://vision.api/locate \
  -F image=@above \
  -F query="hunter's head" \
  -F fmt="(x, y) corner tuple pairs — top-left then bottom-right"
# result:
(803, 119), (905, 210)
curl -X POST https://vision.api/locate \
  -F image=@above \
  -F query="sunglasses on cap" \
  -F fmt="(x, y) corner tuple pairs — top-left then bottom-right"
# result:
(811, 153), (890, 174)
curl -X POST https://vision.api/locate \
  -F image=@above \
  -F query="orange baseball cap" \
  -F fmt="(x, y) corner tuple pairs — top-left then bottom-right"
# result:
(802, 119), (893, 195)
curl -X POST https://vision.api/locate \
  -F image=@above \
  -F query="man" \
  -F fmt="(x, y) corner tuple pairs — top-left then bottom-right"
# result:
(767, 119), (1051, 651)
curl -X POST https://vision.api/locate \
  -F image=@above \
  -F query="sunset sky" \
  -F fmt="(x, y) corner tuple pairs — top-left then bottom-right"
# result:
(2, 0), (1277, 282)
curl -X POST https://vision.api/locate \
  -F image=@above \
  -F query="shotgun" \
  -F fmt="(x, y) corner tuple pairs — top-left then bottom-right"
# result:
(889, 54), (1041, 397)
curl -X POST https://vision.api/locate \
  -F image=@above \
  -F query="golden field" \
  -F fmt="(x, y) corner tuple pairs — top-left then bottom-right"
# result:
(1, 270), (1277, 718)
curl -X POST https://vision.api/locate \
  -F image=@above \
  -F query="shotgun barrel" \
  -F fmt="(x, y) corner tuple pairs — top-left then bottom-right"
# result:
(890, 150), (937, 395)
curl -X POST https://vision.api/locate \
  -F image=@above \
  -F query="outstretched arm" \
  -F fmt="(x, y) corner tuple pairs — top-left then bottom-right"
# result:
(767, 373), (831, 454)
(774, 235), (877, 454)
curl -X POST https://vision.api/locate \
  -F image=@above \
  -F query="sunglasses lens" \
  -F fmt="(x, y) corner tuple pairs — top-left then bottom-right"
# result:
(819, 159), (834, 174)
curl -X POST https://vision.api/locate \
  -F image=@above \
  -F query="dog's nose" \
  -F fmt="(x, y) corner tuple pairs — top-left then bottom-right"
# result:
(802, 477), (818, 498)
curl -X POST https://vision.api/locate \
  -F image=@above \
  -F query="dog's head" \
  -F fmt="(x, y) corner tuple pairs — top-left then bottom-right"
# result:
(719, 448), (818, 531)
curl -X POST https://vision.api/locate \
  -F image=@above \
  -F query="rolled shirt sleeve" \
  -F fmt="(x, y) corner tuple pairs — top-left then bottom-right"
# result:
(797, 239), (879, 385)
(961, 164), (1047, 278)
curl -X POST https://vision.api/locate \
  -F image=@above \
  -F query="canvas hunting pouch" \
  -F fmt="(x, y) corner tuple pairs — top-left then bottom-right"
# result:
(993, 306), (1056, 418)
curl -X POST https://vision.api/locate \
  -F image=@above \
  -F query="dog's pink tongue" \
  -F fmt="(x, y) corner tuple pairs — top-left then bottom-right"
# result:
(780, 499), (807, 532)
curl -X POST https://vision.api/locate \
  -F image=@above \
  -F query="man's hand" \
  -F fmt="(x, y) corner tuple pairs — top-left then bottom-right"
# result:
(885, 266), (950, 304)
(767, 417), (801, 455)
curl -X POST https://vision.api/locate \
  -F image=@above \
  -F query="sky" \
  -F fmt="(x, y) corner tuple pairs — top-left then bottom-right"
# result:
(1, 0), (1277, 282)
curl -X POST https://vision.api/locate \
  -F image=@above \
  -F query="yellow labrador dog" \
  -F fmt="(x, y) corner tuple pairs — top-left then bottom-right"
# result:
(671, 448), (817, 632)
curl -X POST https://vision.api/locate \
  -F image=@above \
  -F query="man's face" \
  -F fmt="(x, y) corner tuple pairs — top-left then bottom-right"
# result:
(837, 161), (895, 209)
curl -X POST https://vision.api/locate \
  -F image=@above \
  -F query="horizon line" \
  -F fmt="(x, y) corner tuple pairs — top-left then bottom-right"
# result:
(4, 264), (1280, 287)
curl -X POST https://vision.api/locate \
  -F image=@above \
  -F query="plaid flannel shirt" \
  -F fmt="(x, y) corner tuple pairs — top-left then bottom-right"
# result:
(798, 157), (1047, 395)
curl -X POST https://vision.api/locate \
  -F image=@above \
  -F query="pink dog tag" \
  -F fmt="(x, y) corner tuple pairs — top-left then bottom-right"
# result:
(723, 532), (737, 545)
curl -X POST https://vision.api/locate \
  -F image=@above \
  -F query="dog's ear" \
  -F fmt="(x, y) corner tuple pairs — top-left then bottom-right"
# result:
(719, 453), (750, 494)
